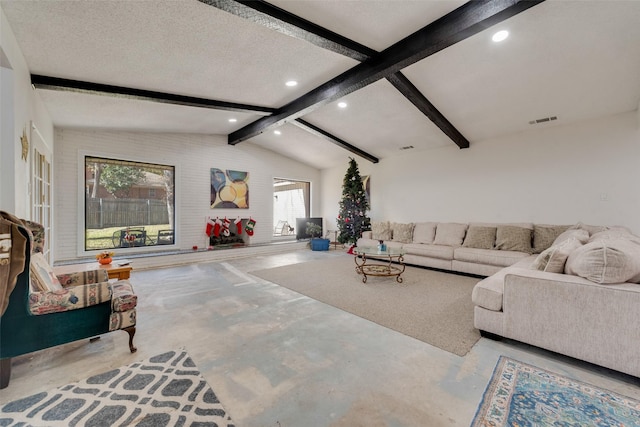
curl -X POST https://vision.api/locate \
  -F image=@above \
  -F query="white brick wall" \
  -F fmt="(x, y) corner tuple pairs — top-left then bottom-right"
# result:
(54, 128), (321, 262)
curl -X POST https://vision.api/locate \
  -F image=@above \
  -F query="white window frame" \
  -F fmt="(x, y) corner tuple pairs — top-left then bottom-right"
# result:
(77, 150), (180, 257)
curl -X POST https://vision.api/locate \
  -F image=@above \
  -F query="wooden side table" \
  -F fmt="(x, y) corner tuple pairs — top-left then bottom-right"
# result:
(54, 262), (132, 280)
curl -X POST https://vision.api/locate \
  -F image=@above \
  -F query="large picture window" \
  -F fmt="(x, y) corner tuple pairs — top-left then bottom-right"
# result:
(84, 156), (175, 251)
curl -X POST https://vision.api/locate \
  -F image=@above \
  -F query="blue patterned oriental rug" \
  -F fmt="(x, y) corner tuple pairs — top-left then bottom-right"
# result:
(0, 350), (234, 426)
(471, 356), (640, 427)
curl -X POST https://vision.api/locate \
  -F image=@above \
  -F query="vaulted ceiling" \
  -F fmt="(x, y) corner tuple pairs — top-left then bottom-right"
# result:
(2, 0), (639, 169)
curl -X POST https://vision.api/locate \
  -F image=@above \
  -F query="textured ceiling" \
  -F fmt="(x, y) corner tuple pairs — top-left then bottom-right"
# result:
(2, 0), (639, 170)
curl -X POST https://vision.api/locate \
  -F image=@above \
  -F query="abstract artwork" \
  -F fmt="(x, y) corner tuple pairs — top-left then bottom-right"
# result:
(211, 168), (249, 209)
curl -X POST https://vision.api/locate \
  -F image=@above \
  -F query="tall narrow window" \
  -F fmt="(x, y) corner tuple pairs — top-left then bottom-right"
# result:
(273, 178), (310, 237)
(32, 146), (51, 261)
(84, 156), (175, 251)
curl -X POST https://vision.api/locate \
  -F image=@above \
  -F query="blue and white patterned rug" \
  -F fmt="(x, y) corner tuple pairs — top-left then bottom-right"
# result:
(471, 356), (640, 427)
(0, 350), (234, 426)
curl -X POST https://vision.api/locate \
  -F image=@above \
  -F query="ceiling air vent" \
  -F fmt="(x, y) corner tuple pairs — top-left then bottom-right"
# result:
(400, 145), (414, 150)
(528, 116), (558, 125)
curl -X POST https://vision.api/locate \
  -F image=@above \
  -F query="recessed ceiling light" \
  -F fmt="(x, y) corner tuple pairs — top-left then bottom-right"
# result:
(492, 30), (509, 42)
(228, 118), (237, 123)
(274, 130), (282, 135)
(285, 80), (298, 87)
(337, 102), (347, 109)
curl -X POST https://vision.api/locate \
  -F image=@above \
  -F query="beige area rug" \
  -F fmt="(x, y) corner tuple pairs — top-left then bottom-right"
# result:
(250, 255), (482, 356)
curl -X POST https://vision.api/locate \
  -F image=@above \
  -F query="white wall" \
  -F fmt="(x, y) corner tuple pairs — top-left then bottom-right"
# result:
(0, 8), (54, 217)
(54, 128), (321, 262)
(322, 111), (640, 234)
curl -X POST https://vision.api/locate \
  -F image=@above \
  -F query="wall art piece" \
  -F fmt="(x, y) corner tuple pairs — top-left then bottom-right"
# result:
(211, 168), (249, 209)
(20, 126), (29, 161)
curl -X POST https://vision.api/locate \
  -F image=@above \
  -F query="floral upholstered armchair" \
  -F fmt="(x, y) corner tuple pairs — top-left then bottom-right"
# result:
(0, 213), (138, 389)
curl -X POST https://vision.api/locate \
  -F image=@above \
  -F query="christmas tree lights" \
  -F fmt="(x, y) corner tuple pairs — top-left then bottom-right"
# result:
(337, 158), (371, 245)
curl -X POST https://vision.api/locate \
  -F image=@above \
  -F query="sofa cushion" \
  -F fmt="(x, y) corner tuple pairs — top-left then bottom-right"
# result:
(495, 226), (533, 253)
(565, 238), (640, 284)
(553, 229), (589, 245)
(404, 243), (454, 260)
(471, 256), (540, 312)
(30, 253), (63, 292)
(412, 222), (437, 244)
(391, 222), (414, 243)
(532, 224), (570, 253)
(531, 237), (583, 273)
(433, 223), (468, 246)
(454, 247), (529, 267)
(371, 221), (392, 241)
(29, 281), (112, 315)
(462, 226), (496, 249)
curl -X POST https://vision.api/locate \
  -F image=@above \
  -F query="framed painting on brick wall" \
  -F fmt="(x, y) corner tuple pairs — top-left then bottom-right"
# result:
(210, 168), (249, 209)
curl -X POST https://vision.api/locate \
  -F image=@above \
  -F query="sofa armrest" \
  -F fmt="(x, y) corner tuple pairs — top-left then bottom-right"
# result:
(56, 269), (109, 287)
(110, 280), (137, 312)
(29, 281), (112, 315)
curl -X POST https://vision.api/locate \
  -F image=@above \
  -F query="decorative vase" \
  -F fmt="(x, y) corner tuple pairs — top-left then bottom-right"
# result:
(99, 257), (112, 265)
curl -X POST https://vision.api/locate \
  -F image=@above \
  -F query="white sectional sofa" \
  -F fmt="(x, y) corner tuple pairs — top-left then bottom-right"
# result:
(357, 221), (640, 377)
(357, 221), (546, 276)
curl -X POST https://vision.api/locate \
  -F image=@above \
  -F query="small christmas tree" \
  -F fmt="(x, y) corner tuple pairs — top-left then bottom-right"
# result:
(337, 158), (371, 245)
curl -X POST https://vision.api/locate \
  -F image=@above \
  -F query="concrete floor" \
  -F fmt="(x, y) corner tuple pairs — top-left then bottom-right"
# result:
(3, 249), (640, 426)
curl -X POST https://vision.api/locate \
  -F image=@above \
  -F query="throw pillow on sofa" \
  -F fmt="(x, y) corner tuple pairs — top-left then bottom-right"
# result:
(433, 223), (468, 246)
(565, 238), (640, 284)
(532, 224), (570, 253)
(391, 222), (414, 243)
(495, 226), (533, 253)
(371, 221), (392, 241)
(568, 222), (608, 236)
(588, 229), (640, 244)
(462, 226), (497, 249)
(30, 252), (63, 292)
(552, 229), (589, 245)
(412, 222), (437, 244)
(531, 237), (583, 273)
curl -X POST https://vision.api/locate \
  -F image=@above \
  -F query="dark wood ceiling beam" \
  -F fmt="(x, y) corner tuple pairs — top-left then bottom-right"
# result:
(198, 0), (380, 161)
(386, 73), (469, 149)
(228, 0), (544, 145)
(292, 119), (379, 164)
(197, 0), (377, 61)
(32, 74), (383, 163)
(30, 74), (276, 115)
(202, 0), (471, 150)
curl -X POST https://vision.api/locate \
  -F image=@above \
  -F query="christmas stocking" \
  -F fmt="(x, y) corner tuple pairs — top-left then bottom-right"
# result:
(245, 217), (256, 236)
(205, 219), (214, 237)
(213, 217), (222, 238)
(222, 217), (231, 237)
(234, 217), (242, 235)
